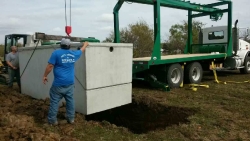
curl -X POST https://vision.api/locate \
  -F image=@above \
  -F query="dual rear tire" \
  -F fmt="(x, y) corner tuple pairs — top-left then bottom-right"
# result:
(166, 62), (203, 88)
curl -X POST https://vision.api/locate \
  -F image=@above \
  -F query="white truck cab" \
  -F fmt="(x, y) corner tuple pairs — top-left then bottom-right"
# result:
(201, 22), (250, 73)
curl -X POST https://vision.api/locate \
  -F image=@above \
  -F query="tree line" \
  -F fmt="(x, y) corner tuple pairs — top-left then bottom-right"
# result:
(0, 19), (249, 58)
(103, 19), (250, 58)
(103, 19), (205, 57)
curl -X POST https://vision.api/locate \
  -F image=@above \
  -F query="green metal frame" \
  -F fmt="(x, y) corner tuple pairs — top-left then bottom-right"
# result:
(152, 53), (227, 65)
(113, 0), (232, 91)
(113, 0), (232, 61)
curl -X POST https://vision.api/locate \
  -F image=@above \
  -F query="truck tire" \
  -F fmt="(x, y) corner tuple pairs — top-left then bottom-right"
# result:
(184, 62), (203, 84)
(240, 57), (250, 74)
(0, 74), (9, 85)
(166, 63), (183, 88)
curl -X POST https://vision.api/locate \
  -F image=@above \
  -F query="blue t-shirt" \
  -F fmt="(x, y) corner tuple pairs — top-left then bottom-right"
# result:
(48, 49), (82, 86)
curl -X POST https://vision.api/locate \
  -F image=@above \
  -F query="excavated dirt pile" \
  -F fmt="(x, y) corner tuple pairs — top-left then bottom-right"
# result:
(0, 86), (80, 141)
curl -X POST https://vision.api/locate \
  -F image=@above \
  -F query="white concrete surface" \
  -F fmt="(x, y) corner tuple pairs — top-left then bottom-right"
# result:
(18, 42), (133, 115)
(75, 43), (133, 90)
(74, 82), (132, 115)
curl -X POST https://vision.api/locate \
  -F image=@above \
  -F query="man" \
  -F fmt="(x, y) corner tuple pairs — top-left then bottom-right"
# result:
(43, 38), (89, 125)
(6, 46), (21, 91)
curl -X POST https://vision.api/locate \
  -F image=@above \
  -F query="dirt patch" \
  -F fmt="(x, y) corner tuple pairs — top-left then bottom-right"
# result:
(0, 70), (250, 140)
(85, 99), (197, 134)
(0, 86), (80, 141)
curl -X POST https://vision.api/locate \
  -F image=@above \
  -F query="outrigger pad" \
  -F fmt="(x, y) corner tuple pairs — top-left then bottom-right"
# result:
(145, 74), (171, 92)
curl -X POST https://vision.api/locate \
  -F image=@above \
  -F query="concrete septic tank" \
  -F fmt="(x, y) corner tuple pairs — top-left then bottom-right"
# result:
(18, 43), (133, 115)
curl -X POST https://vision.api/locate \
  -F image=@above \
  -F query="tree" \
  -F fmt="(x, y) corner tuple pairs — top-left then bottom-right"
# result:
(0, 44), (4, 63)
(0, 44), (4, 57)
(239, 28), (250, 43)
(103, 19), (154, 58)
(163, 20), (206, 54)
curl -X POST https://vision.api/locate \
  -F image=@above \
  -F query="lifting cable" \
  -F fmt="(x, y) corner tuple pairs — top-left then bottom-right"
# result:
(20, 1), (72, 77)
(65, 0), (72, 37)
(63, 0), (86, 89)
(20, 39), (41, 78)
(19, 1), (87, 89)
(21, 0), (72, 77)
(20, 43), (86, 90)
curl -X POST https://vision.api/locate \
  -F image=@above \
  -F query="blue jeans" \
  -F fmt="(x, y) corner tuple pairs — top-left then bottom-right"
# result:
(8, 68), (20, 88)
(48, 84), (75, 124)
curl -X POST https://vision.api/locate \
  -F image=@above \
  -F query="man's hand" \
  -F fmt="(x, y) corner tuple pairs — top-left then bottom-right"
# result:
(6, 61), (15, 69)
(43, 63), (54, 85)
(43, 76), (48, 84)
(80, 42), (89, 52)
(83, 41), (89, 47)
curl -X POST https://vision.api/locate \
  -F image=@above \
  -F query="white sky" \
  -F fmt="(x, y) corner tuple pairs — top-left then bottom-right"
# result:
(0, 0), (249, 43)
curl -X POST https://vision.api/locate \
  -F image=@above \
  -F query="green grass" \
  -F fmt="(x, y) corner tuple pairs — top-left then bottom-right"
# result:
(1, 70), (250, 140)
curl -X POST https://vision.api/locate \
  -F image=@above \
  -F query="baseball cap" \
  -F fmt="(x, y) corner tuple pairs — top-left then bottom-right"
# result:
(61, 38), (71, 46)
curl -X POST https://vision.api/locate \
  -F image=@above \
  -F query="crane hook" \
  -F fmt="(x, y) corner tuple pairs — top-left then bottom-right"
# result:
(65, 0), (72, 36)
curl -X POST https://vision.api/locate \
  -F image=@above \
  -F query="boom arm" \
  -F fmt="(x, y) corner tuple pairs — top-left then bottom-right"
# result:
(34, 32), (100, 43)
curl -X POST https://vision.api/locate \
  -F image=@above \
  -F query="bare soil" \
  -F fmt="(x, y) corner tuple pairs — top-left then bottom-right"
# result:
(0, 70), (250, 140)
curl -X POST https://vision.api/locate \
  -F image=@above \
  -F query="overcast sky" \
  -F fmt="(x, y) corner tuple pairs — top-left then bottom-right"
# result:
(0, 0), (249, 44)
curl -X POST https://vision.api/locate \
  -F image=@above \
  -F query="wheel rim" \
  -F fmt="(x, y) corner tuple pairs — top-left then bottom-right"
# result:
(247, 61), (250, 71)
(171, 68), (181, 84)
(191, 67), (201, 81)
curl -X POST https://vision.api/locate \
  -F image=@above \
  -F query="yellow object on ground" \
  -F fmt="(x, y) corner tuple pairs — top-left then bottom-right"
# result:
(180, 63), (185, 88)
(188, 84), (209, 91)
(0, 60), (4, 67)
(189, 84), (209, 88)
(211, 61), (250, 84)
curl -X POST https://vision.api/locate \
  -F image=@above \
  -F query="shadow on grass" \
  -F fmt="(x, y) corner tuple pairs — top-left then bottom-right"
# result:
(196, 70), (245, 82)
(132, 70), (245, 88)
(85, 99), (198, 134)
(203, 70), (243, 76)
(132, 79), (154, 90)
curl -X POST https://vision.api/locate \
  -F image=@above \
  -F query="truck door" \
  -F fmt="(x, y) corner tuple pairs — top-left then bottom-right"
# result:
(4, 35), (12, 62)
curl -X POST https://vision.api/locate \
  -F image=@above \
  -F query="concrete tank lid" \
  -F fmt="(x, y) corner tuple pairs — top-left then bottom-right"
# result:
(17, 43), (133, 51)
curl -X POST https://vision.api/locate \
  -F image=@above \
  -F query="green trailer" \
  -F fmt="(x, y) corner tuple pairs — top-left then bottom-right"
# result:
(113, 0), (250, 91)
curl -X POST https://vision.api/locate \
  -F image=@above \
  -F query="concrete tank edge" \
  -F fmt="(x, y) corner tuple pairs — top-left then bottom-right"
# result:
(18, 43), (133, 51)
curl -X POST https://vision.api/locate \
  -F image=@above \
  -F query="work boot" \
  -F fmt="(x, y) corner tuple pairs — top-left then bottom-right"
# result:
(49, 121), (58, 126)
(18, 84), (21, 93)
(67, 119), (74, 124)
(65, 113), (74, 124)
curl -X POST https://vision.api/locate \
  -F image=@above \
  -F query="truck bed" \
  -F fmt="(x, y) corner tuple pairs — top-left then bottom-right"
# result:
(133, 53), (226, 62)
